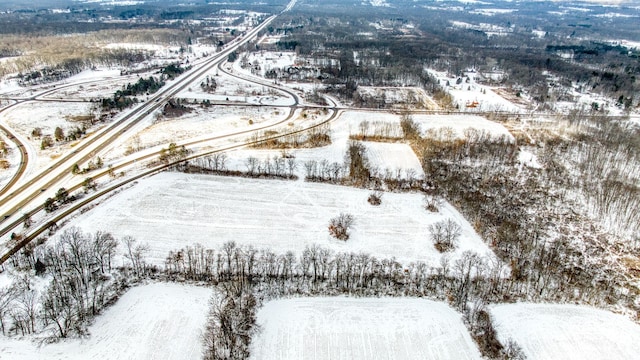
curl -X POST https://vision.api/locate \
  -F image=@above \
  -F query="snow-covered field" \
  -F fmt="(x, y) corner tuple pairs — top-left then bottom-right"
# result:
(177, 70), (292, 106)
(426, 69), (523, 112)
(355, 86), (438, 109)
(0, 101), (99, 177)
(222, 109), (425, 179)
(2, 101), (94, 137)
(491, 303), (640, 360)
(412, 114), (514, 140)
(104, 105), (288, 160)
(236, 51), (298, 78)
(364, 141), (424, 177)
(0, 283), (211, 360)
(62, 172), (495, 266)
(42, 69), (156, 100)
(250, 297), (482, 360)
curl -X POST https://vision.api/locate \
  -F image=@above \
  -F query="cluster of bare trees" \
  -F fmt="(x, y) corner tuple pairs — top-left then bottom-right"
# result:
(0, 275), (37, 336)
(303, 142), (424, 191)
(0, 139), (10, 169)
(429, 219), (462, 253)
(203, 283), (258, 360)
(176, 154), (298, 181)
(303, 159), (345, 183)
(3, 231), (520, 358)
(400, 114), (421, 140)
(328, 213), (354, 241)
(301, 159), (422, 188)
(250, 123), (331, 149)
(464, 302), (525, 360)
(419, 128), (516, 167)
(243, 155), (297, 179)
(542, 118), (640, 240)
(200, 75), (218, 93)
(419, 120), (632, 311)
(43, 187), (76, 213)
(367, 190), (382, 205)
(301, 141), (371, 185)
(162, 241), (508, 305)
(349, 120), (403, 142)
(158, 143), (190, 164)
(0, 228), (148, 339)
(164, 240), (529, 358)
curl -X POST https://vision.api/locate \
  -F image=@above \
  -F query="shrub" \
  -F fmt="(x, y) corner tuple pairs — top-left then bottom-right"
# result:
(31, 127), (42, 138)
(423, 194), (442, 212)
(40, 135), (53, 150)
(328, 213), (354, 241)
(368, 191), (383, 206)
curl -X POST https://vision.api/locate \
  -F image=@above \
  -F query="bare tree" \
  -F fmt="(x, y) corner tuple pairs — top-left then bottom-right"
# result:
(203, 283), (258, 360)
(423, 194), (443, 212)
(0, 285), (17, 335)
(345, 141), (371, 186)
(92, 231), (118, 273)
(245, 157), (259, 176)
(41, 276), (76, 338)
(122, 236), (148, 277)
(16, 287), (38, 334)
(212, 153), (228, 171)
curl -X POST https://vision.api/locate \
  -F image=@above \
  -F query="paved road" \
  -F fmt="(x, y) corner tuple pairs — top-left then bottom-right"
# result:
(0, 0), (298, 258)
(0, 7), (286, 223)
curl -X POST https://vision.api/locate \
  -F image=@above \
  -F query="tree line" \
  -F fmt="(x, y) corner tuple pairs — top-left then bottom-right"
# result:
(0, 228), (149, 339)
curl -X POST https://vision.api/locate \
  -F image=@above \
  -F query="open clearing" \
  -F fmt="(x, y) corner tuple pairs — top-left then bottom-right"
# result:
(412, 114), (513, 140)
(250, 297), (482, 360)
(425, 69), (524, 113)
(62, 172), (495, 266)
(490, 303), (640, 360)
(177, 70), (293, 106)
(0, 283), (211, 360)
(223, 110), (425, 179)
(104, 105), (288, 160)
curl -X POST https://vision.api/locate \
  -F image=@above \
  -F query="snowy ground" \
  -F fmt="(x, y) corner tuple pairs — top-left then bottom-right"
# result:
(2, 101), (94, 138)
(0, 282), (211, 360)
(517, 148), (541, 169)
(490, 303), (640, 360)
(41, 69), (158, 101)
(220, 109), (425, 179)
(250, 297), (482, 360)
(553, 88), (627, 116)
(177, 69), (292, 106)
(104, 105), (288, 160)
(0, 101), (97, 177)
(237, 51), (298, 78)
(0, 79), (24, 96)
(364, 141), (424, 177)
(412, 114), (514, 140)
(426, 69), (524, 113)
(356, 86), (438, 109)
(61, 172), (495, 266)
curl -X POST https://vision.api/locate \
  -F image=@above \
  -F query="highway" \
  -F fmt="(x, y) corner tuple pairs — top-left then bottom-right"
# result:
(0, 0), (303, 262)
(0, 3), (293, 225)
(5, 0), (625, 264)
(0, 77), (129, 198)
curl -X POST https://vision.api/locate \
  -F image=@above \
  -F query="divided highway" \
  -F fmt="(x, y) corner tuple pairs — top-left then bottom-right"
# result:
(0, 10), (284, 226)
(0, 0), (300, 262)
